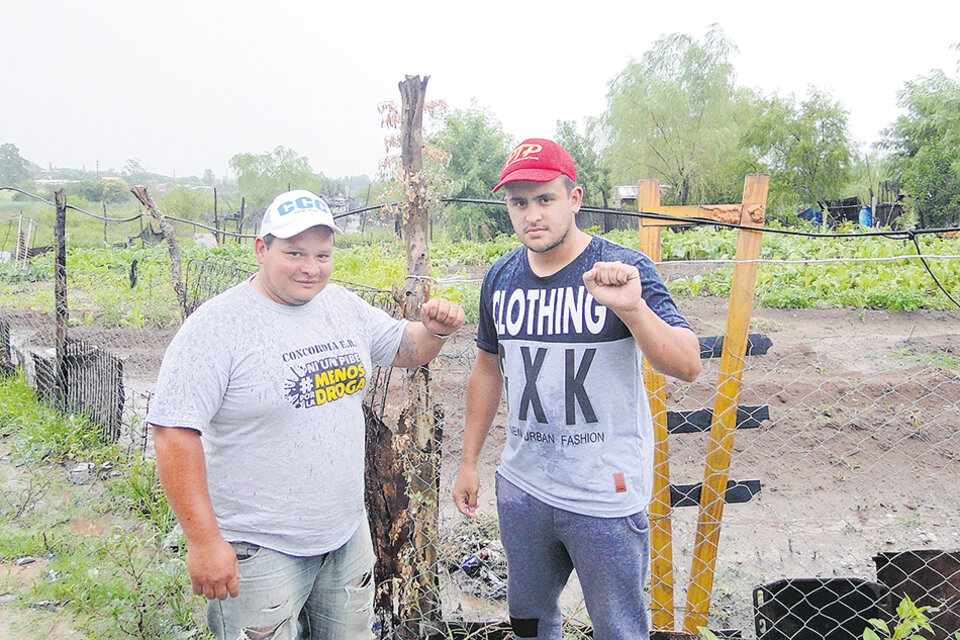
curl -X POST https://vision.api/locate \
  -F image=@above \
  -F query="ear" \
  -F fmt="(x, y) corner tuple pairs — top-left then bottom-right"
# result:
(569, 185), (583, 213)
(254, 237), (267, 265)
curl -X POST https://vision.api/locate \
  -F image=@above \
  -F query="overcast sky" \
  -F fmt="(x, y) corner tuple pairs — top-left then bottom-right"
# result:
(3, 0), (959, 182)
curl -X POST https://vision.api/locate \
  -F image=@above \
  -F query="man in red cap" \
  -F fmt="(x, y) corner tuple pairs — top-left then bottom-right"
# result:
(453, 139), (701, 639)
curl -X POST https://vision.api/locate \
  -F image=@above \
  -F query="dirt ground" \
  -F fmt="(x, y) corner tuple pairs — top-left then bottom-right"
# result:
(3, 289), (959, 637)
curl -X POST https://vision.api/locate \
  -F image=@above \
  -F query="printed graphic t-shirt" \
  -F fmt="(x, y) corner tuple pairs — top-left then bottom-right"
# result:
(147, 280), (406, 556)
(477, 236), (691, 517)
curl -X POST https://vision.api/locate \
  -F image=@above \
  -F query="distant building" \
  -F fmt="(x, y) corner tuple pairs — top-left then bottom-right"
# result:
(613, 185), (638, 209)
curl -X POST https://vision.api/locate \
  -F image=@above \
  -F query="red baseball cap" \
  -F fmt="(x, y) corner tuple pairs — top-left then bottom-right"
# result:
(492, 138), (576, 193)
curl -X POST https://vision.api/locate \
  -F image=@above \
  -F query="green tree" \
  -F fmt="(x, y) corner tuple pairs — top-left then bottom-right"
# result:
(742, 89), (853, 211)
(881, 70), (960, 227)
(158, 185), (212, 221)
(429, 106), (513, 240)
(0, 142), (31, 186)
(228, 146), (323, 214)
(555, 119), (612, 209)
(601, 25), (744, 205)
(71, 178), (131, 203)
(122, 158), (151, 186)
(902, 140), (960, 228)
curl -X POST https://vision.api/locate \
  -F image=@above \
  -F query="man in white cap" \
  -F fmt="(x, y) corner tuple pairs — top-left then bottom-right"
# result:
(149, 189), (464, 640)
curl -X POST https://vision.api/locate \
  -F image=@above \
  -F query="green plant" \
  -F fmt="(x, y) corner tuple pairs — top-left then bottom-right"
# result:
(863, 595), (934, 640)
(40, 532), (196, 639)
(0, 372), (205, 638)
(104, 455), (176, 533)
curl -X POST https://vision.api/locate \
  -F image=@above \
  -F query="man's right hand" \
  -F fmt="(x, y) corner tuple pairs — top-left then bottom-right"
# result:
(452, 464), (480, 518)
(187, 537), (241, 600)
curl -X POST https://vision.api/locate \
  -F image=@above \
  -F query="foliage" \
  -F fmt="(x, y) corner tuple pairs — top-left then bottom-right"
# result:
(622, 224), (960, 311)
(601, 25), (746, 205)
(902, 139), (960, 228)
(863, 596), (934, 640)
(1, 218), (958, 329)
(881, 70), (960, 228)
(70, 178), (132, 204)
(121, 158), (177, 192)
(600, 27), (863, 216)
(0, 142), (33, 186)
(556, 119), (613, 209)
(0, 373), (113, 464)
(229, 145), (335, 215)
(57, 532), (194, 638)
(0, 373), (204, 638)
(157, 183), (215, 221)
(743, 88), (853, 211)
(376, 99), (464, 237)
(429, 105), (514, 241)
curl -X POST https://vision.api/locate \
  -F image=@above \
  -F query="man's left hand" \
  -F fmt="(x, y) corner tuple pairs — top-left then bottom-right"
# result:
(582, 261), (644, 314)
(420, 298), (466, 338)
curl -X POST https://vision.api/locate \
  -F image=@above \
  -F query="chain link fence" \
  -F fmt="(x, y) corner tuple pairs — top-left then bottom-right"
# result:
(1, 199), (958, 639)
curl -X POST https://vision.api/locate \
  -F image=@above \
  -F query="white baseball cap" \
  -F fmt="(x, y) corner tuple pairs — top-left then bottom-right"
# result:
(258, 189), (343, 238)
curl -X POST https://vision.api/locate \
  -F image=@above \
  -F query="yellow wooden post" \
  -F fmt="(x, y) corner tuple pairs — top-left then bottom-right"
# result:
(638, 179), (677, 630)
(683, 174), (769, 634)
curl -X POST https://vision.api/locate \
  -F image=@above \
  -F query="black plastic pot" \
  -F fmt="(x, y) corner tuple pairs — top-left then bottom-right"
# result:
(753, 578), (892, 639)
(873, 549), (960, 640)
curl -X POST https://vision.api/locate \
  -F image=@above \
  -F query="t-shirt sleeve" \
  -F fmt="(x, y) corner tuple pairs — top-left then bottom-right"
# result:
(475, 266), (499, 354)
(360, 298), (408, 366)
(147, 312), (231, 433)
(635, 254), (692, 330)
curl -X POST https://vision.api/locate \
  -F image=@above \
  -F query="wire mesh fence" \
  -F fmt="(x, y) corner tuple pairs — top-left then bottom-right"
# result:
(1, 198), (958, 639)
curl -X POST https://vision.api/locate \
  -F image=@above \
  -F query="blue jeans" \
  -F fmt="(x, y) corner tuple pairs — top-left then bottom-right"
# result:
(207, 522), (376, 640)
(496, 474), (651, 640)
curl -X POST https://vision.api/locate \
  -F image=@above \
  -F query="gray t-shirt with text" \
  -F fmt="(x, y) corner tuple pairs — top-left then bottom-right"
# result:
(148, 280), (406, 556)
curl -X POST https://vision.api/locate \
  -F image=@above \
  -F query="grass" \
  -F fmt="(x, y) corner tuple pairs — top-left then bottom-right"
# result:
(0, 372), (207, 639)
(893, 347), (960, 377)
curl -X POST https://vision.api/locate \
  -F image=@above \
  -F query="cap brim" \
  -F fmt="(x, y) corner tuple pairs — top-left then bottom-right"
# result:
(492, 169), (563, 193)
(262, 221), (343, 239)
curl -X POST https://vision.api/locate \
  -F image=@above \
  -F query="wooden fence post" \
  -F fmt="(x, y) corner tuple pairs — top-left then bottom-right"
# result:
(638, 179), (678, 630)
(235, 197), (245, 244)
(131, 186), (189, 318)
(213, 187), (220, 245)
(54, 189), (69, 409)
(683, 174), (769, 634)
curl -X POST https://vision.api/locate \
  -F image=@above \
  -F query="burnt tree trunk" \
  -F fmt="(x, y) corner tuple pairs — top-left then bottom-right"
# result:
(365, 74), (442, 640)
(235, 197), (246, 243)
(398, 74), (442, 639)
(131, 186), (189, 318)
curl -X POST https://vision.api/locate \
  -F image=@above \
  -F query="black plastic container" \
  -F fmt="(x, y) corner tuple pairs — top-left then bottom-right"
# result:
(754, 578), (892, 639)
(873, 549), (960, 640)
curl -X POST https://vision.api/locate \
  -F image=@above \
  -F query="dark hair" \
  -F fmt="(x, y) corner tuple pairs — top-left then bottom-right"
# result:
(559, 174), (577, 195)
(261, 234), (276, 248)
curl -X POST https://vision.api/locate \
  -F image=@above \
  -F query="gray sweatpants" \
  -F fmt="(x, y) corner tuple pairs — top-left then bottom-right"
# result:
(495, 473), (651, 640)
